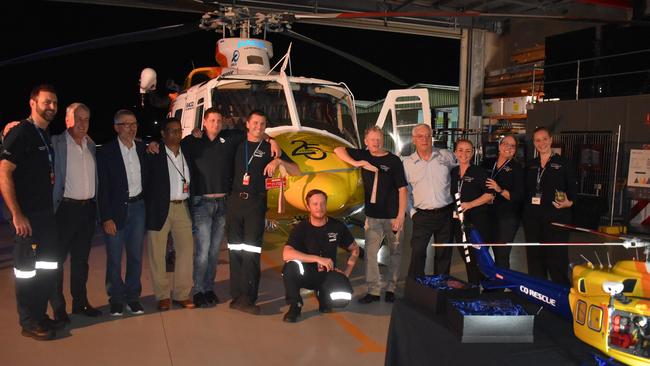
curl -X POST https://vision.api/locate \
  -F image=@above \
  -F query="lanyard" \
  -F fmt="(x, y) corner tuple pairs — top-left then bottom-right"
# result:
(166, 150), (187, 183)
(536, 156), (552, 192)
(29, 119), (54, 167)
(244, 140), (264, 173)
(491, 159), (510, 179)
(457, 174), (465, 196)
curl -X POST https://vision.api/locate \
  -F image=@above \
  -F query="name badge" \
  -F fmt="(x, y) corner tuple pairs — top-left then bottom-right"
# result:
(242, 173), (250, 186)
(531, 194), (542, 205)
(182, 182), (189, 193)
(452, 210), (459, 219)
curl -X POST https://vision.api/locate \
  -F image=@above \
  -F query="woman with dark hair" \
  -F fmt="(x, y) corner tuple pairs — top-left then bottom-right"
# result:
(523, 127), (577, 285)
(483, 135), (524, 269)
(450, 139), (494, 284)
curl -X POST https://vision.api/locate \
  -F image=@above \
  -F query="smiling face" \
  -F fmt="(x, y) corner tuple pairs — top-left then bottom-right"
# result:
(30, 91), (58, 123)
(364, 129), (384, 154)
(246, 113), (267, 141)
(114, 113), (138, 142)
(454, 140), (474, 165)
(533, 129), (552, 155)
(412, 125), (432, 154)
(499, 135), (517, 160)
(203, 111), (223, 136)
(66, 106), (90, 141)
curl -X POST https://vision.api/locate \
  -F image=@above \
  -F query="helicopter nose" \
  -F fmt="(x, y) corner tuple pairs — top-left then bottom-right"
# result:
(285, 172), (350, 212)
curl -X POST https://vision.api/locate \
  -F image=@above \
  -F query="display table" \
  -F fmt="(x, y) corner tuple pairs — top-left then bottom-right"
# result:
(385, 297), (595, 366)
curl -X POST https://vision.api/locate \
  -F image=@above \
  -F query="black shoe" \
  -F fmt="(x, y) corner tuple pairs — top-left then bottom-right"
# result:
(238, 303), (261, 315)
(21, 325), (55, 341)
(319, 305), (333, 313)
(384, 291), (396, 303)
(229, 297), (243, 310)
(109, 303), (124, 316)
(72, 303), (102, 317)
(193, 292), (207, 308)
(54, 310), (71, 325)
(358, 294), (380, 304)
(42, 316), (65, 330)
(126, 301), (144, 315)
(204, 291), (219, 305)
(283, 304), (301, 323)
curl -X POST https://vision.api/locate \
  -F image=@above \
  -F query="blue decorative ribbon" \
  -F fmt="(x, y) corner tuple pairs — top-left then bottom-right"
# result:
(416, 275), (475, 291)
(450, 299), (528, 316)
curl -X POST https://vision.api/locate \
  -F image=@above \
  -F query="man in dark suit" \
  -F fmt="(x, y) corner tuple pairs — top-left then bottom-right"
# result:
(97, 109), (147, 316)
(50, 102), (101, 321)
(144, 118), (195, 311)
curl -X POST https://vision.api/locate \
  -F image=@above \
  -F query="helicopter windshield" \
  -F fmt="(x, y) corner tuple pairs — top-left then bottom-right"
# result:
(211, 80), (359, 146)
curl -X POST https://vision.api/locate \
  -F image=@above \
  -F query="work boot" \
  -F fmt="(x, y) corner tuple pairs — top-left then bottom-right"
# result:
(283, 304), (301, 323)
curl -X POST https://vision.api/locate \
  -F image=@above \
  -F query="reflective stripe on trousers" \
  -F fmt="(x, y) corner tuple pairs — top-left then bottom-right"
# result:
(227, 243), (262, 254)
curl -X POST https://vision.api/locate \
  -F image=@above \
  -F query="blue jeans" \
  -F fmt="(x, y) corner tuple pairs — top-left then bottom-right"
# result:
(104, 200), (145, 304)
(191, 196), (227, 294)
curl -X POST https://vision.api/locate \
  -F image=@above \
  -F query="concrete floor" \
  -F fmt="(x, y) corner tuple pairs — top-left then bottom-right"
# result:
(0, 217), (532, 366)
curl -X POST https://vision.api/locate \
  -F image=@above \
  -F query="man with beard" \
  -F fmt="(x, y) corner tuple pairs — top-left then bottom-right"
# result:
(0, 84), (61, 340)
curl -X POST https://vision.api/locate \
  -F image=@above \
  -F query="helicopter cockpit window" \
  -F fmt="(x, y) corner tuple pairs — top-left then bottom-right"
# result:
(212, 80), (292, 130)
(211, 80), (359, 146)
(291, 83), (358, 146)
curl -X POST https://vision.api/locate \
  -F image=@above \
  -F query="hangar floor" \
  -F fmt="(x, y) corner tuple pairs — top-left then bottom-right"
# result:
(0, 218), (558, 366)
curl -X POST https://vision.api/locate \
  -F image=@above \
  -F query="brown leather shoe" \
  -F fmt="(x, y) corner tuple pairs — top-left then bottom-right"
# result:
(157, 298), (171, 311)
(173, 299), (196, 309)
(21, 325), (55, 341)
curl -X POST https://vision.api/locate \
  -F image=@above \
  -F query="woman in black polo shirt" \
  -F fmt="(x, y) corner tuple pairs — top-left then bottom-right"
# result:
(523, 127), (577, 285)
(450, 139), (494, 284)
(483, 135), (524, 269)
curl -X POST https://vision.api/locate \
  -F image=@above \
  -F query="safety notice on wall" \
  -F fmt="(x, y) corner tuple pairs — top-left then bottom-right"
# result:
(628, 149), (650, 188)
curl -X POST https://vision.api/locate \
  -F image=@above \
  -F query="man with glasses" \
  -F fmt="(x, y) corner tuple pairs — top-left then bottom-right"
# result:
(403, 124), (457, 278)
(97, 109), (147, 316)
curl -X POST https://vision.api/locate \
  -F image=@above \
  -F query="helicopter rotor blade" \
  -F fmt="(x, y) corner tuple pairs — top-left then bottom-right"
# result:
(280, 29), (407, 86)
(0, 21), (200, 68)
(292, 10), (648, 26)
(45, 0), (211, 14)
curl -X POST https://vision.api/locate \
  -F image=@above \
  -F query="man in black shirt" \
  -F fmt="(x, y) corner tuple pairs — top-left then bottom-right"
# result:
(0, 84), (60, 340)
(282, 189), (360, 323)
(227, 110), (299, 315)
(334, 126), (407, 304)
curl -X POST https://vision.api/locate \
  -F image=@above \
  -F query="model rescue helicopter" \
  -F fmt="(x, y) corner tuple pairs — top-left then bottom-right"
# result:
(449, 225), (650, 366)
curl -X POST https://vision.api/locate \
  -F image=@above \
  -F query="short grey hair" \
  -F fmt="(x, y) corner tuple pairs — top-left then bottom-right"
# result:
(113, 109), (136, 124)
(66, 102), (90, 119)
(412, 124), (432, 136)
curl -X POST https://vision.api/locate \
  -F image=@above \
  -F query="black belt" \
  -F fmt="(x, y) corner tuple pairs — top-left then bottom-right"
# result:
(170, 199), (187, 204)
(234, 191), (266, 200)
(61, 197), (95, 205)
(416, 203), (453, 213)
(127, 193), (143, 203)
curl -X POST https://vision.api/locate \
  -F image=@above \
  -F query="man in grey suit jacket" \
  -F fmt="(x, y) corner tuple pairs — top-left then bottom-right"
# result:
(50, 103), (102, 320)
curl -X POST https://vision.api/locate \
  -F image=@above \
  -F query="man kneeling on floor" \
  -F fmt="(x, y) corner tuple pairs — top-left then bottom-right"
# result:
(282, 189), (359, 323)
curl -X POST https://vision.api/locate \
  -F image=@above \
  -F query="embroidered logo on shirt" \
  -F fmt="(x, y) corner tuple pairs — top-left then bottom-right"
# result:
(380, 165), (390, 172)
(463, 176), (475, 183)
(327, 232), (338, 242)
(503, 166), (512, 172)
(254, 149), (265, 158)
(551, 163), (562, 169)
(219, 137), (225, 143)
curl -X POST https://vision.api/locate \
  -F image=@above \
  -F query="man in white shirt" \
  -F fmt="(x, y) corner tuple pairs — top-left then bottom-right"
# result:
(143, 118), (195, 311)
(403, 124), (457, 277)
(97, 109), (147, 316)
(50, 103), (101, 321)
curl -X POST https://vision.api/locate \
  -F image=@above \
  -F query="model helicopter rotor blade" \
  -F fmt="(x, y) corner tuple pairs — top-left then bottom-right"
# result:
(280, 29), (407, 86)
(550, 222), (629, 240)
(45, 0), (211, 13)
(0, 22), (200, 68)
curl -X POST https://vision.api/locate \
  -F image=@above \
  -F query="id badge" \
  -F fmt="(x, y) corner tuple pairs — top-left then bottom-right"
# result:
(242, 173), (250, 186)
(452, 210), (459, 219)
(531, 193), (542, 205)
(182, 182), (189, 193)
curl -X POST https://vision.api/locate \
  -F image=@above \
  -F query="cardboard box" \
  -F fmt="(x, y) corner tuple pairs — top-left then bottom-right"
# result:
(503, 96), (532, 116)
(404, 275), (480, 314)
(447, 297), (535, 343)
(482, 98), (503, 117)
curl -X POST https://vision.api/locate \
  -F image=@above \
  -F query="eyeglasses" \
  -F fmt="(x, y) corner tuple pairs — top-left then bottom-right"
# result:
(500, 142), (516, 148)
(116, 122), (138, 128)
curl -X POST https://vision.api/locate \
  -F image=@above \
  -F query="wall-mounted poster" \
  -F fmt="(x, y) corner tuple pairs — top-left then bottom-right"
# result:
(628, 149), (650, 188)
(579, 144), (603, 172)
